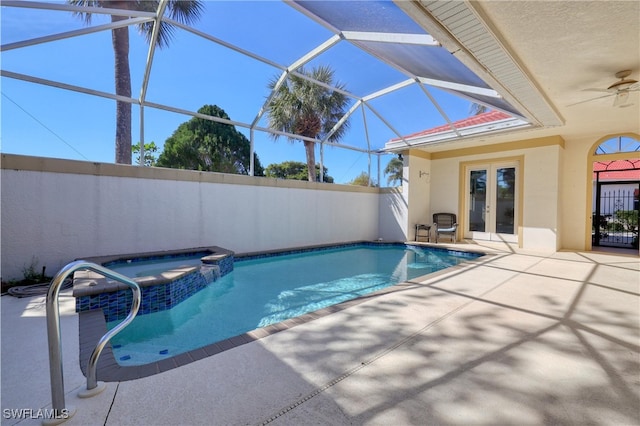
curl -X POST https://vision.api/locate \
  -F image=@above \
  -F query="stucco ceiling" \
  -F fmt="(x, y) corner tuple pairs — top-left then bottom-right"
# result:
(402, 0), (640, 152)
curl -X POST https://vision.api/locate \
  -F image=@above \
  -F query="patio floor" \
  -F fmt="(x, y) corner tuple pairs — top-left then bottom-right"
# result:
(2, 242), (639, 425)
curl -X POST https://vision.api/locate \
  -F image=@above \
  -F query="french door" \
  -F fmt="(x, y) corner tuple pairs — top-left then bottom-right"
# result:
(465, 162), (519, 243)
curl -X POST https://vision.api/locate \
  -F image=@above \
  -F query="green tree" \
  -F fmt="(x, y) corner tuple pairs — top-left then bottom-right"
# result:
(69, 0), (204, 164)
(157, 105), (263, 175)
(384, 157), (403, 186)
(616, 210), (639, 232)
(349, 172), (377, 187)
(265, 161), (333, 183)
(266, 65), (350, 182)
(132, 141), (158, 166)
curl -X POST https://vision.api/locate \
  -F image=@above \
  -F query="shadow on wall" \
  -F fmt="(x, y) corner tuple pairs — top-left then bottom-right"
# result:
(379, 189), (408, 241)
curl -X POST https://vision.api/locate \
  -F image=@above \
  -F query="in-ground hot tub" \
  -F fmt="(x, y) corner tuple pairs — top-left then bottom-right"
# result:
(73, 246), (234, 321)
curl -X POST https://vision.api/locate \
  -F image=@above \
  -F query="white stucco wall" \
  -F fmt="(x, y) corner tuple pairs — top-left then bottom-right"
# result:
(378, 187), (408, 242)
(405, 154), (431, 240)
(560, 132), (640, 253)
(426, 139), (563, 251)
(560, 136), (591, 250)
(1, 155), (403, 281)
(521, 144), (562, 251)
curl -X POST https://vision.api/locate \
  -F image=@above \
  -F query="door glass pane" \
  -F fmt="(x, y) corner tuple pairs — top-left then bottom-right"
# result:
(495, 167), (516, 234)
(469, 170), (487, 232)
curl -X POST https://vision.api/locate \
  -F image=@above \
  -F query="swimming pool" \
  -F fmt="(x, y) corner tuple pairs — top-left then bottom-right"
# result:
(107, 243), (481, 366)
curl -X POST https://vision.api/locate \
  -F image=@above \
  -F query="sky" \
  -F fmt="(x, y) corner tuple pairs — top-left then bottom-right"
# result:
(0, 1), (477, 185)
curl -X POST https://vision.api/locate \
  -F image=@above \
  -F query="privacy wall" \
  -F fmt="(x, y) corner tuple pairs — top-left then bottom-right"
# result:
(1, 155), (401, 281)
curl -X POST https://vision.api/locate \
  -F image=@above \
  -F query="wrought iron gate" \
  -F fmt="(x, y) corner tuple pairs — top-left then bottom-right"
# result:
(593, 182), (640, 249)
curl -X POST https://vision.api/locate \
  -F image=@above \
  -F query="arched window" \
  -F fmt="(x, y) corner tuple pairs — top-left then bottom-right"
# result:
(594, 135), (640, 155)
(593, 135), (640, 175)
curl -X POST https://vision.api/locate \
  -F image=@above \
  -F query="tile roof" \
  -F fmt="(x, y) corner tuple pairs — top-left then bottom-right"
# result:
(593, 160), (640, 181)
(393, 110), (512, 141)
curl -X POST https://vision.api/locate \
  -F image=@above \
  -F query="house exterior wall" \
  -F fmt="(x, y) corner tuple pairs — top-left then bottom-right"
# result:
(563, 132), (640, 253)
(418, 136), (564, 251)
(561, 135), (593, 250)
(522, 144), (562, 250)
(405, 152), (431, 240)
(0, 154), (395, 281)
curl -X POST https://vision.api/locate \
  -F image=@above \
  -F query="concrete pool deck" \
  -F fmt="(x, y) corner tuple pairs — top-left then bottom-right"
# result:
(2, 242), (639, 425)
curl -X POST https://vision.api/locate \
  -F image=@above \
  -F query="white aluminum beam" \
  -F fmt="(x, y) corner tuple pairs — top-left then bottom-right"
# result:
(342, 31), (439, 46)
(251, 34), (342, 129)
(321, 100), (362, 144)
(361, 100), (407, 144)
(1, 70), (139, 105)
(1, 17), (153, 52)
(288, 69), (357, 100)
(165, 18), (284, 71)
(138, 0), (169, 166)
(417, 82), (461, 138)
(361, 105), (372, 186)
(1, 1), (157, 18)
(287, 34), (341, 72)
(138, 0), (168, 105)
(144, 100), (370, 153)
(362, 79), (415, 102)
(417, 77), (501, 98)
(251, 71), (290, 128)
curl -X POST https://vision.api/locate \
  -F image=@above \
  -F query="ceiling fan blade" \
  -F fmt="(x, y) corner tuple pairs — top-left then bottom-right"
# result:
(567, 93), (615, 107)
(582, 88), (612, 93)
(613, 91), (630, 107)
(628, 82), (640, 91)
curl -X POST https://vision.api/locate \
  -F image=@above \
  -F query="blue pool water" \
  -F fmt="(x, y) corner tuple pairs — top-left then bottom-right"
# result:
(107, 244), (481, 365)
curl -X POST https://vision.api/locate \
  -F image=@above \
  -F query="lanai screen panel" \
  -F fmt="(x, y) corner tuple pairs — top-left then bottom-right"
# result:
(292, 0), (520, 114)
(294, 0), (425, 34)
(447, 90), (524, 117)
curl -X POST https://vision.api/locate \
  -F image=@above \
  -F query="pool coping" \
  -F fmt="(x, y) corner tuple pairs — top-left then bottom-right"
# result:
(78, 241), (491, 382)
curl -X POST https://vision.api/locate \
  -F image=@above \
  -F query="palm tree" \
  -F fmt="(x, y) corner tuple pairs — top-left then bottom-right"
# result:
(68, 0), (204, 164)
(384, 157), (403, 186)
(266, 65), (350, 182)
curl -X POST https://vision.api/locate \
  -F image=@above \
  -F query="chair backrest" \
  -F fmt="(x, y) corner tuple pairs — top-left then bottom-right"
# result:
(433, 213), (456, 228)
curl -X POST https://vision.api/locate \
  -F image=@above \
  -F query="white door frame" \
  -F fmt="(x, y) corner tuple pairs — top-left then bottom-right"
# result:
(462, 159), (521, 244)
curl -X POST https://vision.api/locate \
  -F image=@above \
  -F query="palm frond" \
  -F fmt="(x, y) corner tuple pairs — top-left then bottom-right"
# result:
(266, 65), (350, 148)
(133, 0), (204, 48)
(67, 0), (102, 24)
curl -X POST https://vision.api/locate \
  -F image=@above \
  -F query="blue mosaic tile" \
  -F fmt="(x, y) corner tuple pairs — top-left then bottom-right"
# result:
(75, 264), (220, 322)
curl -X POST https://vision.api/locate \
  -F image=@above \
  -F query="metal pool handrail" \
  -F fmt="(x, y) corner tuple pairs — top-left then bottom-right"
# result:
(46, 260), (141, 423)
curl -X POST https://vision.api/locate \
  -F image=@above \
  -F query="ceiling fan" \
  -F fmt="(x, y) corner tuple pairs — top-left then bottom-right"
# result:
(569, 70), (639, 107)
